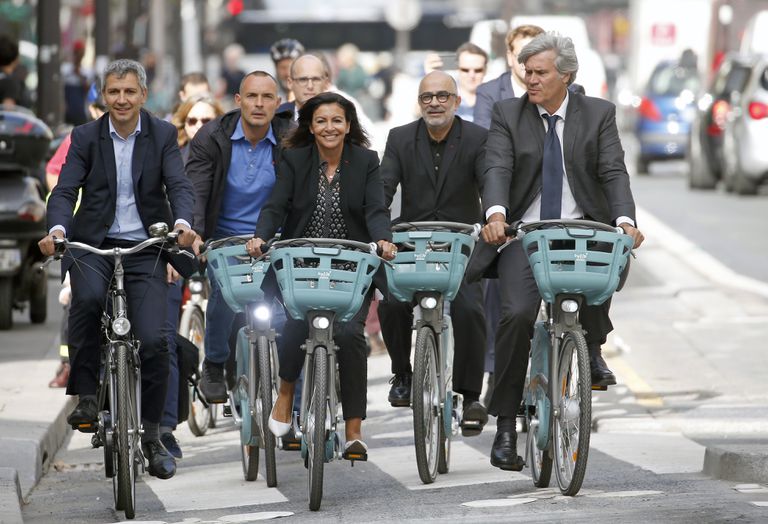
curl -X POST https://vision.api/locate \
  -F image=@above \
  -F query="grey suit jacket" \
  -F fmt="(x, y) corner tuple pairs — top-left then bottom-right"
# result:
(473, 72), (516, 130)
(466, 92), (636, 281)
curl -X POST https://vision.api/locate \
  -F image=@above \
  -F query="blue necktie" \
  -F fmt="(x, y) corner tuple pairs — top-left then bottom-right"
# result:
(541, 114), (563, 220)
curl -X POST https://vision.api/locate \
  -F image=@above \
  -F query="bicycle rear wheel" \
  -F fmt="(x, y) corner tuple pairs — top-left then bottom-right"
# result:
(114, 342), (138, 519)
(412, 327), (440, 484)
(258, 335), (278, 487)
(553, 331), (591, 496)
(183, 307), (213, 436)
(307, 348), (327, 511)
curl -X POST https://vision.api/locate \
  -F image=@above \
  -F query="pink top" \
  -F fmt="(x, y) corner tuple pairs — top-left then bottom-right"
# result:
(46, 133), (72, 176)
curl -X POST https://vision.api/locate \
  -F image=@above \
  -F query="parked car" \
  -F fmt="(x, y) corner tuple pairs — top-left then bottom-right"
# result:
(635, 60), (701, 174)
(721, 54), (768, 195)
(687, 54), (754, 189)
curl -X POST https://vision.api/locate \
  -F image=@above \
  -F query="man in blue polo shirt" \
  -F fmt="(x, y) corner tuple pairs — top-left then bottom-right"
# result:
(187, 71), (292, 401)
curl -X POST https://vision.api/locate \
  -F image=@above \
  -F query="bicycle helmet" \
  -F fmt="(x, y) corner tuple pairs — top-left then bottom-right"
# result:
(270, 38), (305, 63)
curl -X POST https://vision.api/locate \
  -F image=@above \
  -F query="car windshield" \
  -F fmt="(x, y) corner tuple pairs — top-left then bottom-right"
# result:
(760, 66), (768, 90)
(648, 64), (700, 96)
(715, 64), (752, 97)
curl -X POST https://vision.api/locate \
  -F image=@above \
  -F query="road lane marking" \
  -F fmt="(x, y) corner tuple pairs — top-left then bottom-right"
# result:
(462, 498), (536, 507)
(590, 432), (705, 474)
(606, 354), (664, 407)
(369, 441), (526, 490)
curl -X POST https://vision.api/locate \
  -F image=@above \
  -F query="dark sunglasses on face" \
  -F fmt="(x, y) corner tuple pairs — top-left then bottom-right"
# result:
(459, 68), (485, 74)
(186, 117), (212, 126)
(419, 91), (455, 105)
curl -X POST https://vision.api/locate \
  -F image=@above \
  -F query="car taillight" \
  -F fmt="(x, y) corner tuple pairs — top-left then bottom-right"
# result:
(748, 101), (768, 120)
(638, 97), (662, 121)
(708, 99), (731, 136)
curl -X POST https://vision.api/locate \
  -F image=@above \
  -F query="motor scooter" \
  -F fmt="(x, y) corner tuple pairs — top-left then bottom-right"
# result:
(0, 109), (52, 329)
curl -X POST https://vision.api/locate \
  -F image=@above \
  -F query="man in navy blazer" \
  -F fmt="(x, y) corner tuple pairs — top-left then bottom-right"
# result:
(40, 59), (196, 480)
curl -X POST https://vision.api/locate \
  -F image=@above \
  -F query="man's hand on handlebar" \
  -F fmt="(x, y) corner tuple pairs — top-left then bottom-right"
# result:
(246, 237), (266, 258)
(174, 224), (198, 250)
(38, 230), (65, 257)
(377, 239), (397, 261)
(481, 213), (511, 246)
(618, 223), (645, 249)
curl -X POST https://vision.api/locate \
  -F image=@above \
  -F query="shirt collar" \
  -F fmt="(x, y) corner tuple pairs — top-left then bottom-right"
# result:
(108, 113), (142, 139)
(537, 90), (569, 120)
(231, 116), (277, 146)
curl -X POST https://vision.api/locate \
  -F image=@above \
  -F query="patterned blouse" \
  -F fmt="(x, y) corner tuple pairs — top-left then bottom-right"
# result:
(301, 161), (348, 240)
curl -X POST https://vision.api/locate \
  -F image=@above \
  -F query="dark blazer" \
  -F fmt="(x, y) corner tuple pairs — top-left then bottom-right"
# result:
(254, 142), (392, 244)
(47, 110), (194, 247)
(466, 92), (636, 281)
(186, 108), (293, 239)
(473, 72), (517, 130)
(380, 117), (487, 225)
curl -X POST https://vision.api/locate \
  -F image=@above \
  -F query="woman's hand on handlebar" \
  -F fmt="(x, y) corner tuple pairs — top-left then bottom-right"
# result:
(618, 223), (645, 249)
(38, 230), (65, 257)
(481, 213), (511, 246)
(246, 237), (266, 258)
(377, 239), (398, 261)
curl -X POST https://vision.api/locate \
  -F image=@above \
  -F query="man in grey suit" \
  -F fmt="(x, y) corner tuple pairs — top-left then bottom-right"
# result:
(473, 33), (644, 470)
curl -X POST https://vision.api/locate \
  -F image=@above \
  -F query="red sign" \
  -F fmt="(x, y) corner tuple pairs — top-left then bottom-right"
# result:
(651, 23), (676, 45)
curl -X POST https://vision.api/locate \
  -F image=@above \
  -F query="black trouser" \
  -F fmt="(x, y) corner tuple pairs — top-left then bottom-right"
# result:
(277, 293), (372, 420)
(66, 244), (170, 424)
(489, 241), (613, 418)
(379, 280), (487, 399)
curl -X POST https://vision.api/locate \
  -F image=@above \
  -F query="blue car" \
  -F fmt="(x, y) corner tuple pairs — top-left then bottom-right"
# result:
(635, 60), (701, 174)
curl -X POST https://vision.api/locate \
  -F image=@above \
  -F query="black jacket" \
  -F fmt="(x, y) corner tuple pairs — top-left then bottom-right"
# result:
(186, 108), (293, 239)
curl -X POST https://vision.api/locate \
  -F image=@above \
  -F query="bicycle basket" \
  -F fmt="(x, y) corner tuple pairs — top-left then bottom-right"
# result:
(521, 226), (633, 306)
(207, 244), (270, 313)
(385, 230), (476, 302)
(270, 244), (380, 322)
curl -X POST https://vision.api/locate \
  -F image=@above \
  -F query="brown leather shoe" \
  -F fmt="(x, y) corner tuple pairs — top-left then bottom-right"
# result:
(48, 362), (70, 388)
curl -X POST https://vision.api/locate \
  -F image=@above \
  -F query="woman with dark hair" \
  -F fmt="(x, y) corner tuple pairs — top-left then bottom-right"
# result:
(246, 91), (396, 458)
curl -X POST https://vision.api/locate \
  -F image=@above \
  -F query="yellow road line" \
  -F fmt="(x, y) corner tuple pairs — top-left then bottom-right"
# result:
(606, 355), (664, 408)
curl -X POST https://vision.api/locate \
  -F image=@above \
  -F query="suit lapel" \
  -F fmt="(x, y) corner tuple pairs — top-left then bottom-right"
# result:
(563, 94), (581, 175)
(415, 121), (438, 188)
(339, 145), (352, 218)
(131, 111), (148, 186)
(435, 117), (460, 197)
(523, 97), (545, 156)
(500, 72), (515, 99)
(98, 116), (117, 200)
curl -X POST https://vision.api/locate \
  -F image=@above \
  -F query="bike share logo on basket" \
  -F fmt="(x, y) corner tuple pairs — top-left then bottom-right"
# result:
(574, 252), (588, 261)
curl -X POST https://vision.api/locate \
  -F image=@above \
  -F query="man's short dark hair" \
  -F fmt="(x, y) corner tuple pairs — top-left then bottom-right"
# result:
(179, 71), (209, 92)
(456, 42), (488, 66)
(238, 70), (279, 93)
(0, 35), (20, 68)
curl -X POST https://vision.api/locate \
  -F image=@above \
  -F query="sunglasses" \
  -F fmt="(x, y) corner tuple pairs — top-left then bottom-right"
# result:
(459, 68), (485, 74)
(186, 117), (212, 126)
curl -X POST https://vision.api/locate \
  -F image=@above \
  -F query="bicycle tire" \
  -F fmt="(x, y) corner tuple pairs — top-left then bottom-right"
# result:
(412, 327), (440, 484)
(238, 333), (259, 481)
(258, 335), (278, 487)
(553, 331), (591, 496)
(182, 307), (212, 436)
(437, 413), (450, 474)
(307, 348), (327, 511)
(527, 407), (552, 488)
(115, 342), (137, 519)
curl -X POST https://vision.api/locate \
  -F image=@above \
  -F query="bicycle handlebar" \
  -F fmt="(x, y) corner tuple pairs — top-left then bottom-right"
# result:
(503, 219), (623, 237)
(52, 232), (182, 259)
(271, 237), (379, 256)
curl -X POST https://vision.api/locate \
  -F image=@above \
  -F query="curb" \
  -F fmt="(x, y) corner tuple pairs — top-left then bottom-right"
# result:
(703, 445), (768, 483)
(0, 468), (23, 524)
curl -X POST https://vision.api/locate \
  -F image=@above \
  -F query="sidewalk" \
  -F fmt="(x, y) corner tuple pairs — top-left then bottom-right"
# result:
(2, 208), (768, 522)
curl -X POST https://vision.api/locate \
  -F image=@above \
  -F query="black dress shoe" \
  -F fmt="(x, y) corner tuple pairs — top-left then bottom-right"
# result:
(142, 439), (176, 479)
(590, 352), (617, 387)
(67, 397), (98, 430)
(200, 359), (228, 404)
(388, 372), (412, 407)
(460, 400), (488, 437)
(490, 430), (525, 471)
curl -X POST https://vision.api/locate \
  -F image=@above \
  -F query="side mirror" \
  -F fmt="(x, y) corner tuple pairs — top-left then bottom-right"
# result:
(148, 222), (169, 238)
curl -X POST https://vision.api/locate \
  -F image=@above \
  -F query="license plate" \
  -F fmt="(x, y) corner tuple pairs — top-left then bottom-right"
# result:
(0, 248), (21, 272)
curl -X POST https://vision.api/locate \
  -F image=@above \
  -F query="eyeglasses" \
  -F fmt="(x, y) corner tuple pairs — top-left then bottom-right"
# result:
(418, 91), (455, 105)
(186, 117), (212, 126)
(459, 68), (485, 74)
(292, 76), (325, 86)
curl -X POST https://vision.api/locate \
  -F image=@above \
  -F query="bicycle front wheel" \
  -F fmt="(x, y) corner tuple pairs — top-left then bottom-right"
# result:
(114, 342), (138, 519)
(258, 335), (278, 487)
(183, 306), (213, 436)
(307, 348), (327, 511)
(237, 331), (259, 481)
(553, 331), (591, 496)
(412, 327), (440, 484)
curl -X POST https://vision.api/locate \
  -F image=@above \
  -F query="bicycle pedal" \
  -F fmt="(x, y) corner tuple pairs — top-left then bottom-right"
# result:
(591, 385), (608, 391)
(222, 405), (233, 417)
(342, 450), (368, 464)
(73, 422), (97, 433)
(281, 439), (302, 451)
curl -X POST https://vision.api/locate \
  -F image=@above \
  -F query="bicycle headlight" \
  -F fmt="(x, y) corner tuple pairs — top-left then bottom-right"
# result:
(188, 280), (204, 294)
(312, 316), (331, 329)
(254, 305), (271, 321)
(561, 299), (579, 313)
(112, 317), (131, 336)
(420, 297), (438, 310)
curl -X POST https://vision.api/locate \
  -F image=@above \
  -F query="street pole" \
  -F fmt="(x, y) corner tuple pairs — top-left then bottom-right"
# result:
(94, 0), (110, 77)
(36, 0), (62, 128)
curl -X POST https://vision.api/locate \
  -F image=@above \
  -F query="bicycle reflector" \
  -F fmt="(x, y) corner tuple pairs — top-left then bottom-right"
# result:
(420, 296), (438, 309)
(312, 316), (331, 329)
(561, 299), (579, 313)
(112, 317), (131, 336)
(253, 305), (271, 321)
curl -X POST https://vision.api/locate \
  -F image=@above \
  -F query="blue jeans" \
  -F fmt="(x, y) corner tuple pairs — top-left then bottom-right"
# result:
(161, 280), (183, 429)
(204, 274), (239, 365)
